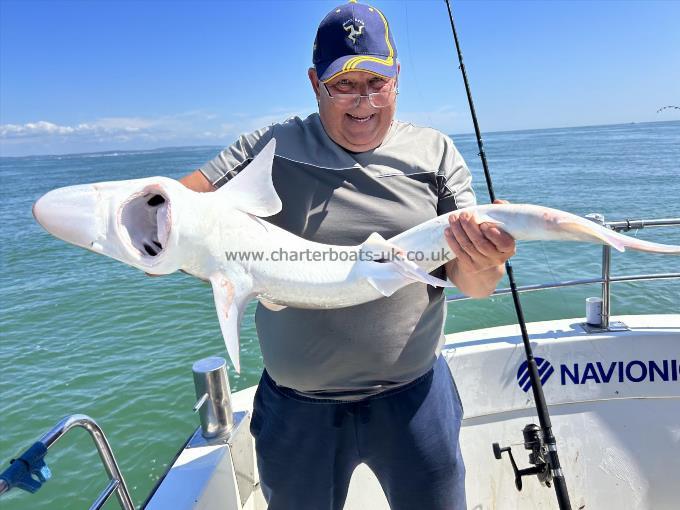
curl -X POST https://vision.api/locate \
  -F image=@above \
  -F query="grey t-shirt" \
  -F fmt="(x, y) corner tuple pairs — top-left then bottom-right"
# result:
(200, 113), (475, 399)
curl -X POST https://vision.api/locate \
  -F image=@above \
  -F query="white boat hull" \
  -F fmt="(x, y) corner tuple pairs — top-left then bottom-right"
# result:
(145, 314), (680, 509)
(450, 314), (679, 510)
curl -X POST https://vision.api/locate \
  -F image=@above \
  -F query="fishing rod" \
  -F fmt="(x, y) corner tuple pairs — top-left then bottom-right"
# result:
(443, 2), (572, 509)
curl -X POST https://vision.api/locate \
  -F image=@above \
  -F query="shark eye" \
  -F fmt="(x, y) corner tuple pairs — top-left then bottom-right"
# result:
(120, 192), (170, 258)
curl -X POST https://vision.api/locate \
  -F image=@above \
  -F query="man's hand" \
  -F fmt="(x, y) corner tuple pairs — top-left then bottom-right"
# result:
(445, 199), (515, 273)
(444, 199), (516, 298)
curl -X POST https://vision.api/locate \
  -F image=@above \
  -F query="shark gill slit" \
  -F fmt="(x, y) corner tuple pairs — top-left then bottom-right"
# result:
(120, 192), (168, 258)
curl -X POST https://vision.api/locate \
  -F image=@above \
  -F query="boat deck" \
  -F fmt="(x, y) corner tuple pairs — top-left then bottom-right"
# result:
(144, 314), (680, 509)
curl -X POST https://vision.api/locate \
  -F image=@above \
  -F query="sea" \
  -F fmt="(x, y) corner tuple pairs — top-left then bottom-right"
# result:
(1, 121), (678, 509)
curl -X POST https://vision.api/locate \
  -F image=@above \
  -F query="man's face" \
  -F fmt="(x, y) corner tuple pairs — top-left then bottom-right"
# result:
(309, 69), (398, 153)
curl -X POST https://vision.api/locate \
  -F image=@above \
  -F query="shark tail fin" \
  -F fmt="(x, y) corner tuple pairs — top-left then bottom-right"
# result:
(600, 227), (680, 254)
(556, 219), (627, 252)
(558, 218), (680, 254)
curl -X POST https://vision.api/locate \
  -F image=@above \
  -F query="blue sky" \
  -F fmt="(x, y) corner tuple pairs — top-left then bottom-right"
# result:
(1, 0), (679, 156)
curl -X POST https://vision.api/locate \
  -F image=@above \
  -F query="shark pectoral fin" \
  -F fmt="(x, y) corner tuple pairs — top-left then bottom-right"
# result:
(556, 220), (627, 252)
(209, 274), (253, 373)
(259, 298), (288, 312)
(391, 255), (454, 288)
(215, 138), (282, 218)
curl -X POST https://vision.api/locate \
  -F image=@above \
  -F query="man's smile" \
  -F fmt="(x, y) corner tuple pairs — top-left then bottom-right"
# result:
(346, 113), (376, 123)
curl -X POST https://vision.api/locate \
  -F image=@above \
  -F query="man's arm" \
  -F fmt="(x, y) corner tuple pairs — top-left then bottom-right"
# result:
(444, 200), (516, 298)
(179, 169), (215, 192)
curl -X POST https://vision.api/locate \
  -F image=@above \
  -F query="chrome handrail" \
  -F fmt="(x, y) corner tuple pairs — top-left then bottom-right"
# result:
(0, 414), (134, 510)
(606, 218), (680, 231)
(600, 216), (680, 327)
(445, 273), (680, 302)
(446, 216), (680, 329)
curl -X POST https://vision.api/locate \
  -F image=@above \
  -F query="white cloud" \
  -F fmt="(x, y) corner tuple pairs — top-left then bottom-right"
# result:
(0, 119), (152, 139)
(1, 121), (91, 137)
(0, 109), (309, 144)
(0, 116), (220, 158)
(0, 111), (225, 140)
(0, 108), (312, 156)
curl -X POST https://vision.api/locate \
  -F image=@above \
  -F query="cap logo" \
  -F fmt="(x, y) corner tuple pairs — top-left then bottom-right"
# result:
(343, 19), (365, 44)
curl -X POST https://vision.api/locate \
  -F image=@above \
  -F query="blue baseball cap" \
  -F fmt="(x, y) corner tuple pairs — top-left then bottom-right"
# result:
(313, 1), (398, 83)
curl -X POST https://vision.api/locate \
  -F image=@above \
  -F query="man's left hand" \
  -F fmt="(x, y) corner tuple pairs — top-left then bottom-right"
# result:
(445, 199), (516, 274)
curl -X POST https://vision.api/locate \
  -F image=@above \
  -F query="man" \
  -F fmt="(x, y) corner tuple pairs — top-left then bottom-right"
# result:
(179, 2), (514, 509)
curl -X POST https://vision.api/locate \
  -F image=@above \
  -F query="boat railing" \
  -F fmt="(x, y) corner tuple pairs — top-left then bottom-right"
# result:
(1, 356), (241, 509)
(0, 414), (135, 510)
(446, 215), (680, 330)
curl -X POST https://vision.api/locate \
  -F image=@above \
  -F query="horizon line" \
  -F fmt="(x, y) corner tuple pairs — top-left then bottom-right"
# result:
(1, 119), (677, 160)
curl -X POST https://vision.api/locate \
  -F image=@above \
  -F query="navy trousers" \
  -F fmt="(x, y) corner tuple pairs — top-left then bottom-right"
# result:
(250, 356), (467, 510)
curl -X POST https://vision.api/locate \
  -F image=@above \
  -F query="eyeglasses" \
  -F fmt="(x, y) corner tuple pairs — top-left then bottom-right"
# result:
(321, 81), (398, 109)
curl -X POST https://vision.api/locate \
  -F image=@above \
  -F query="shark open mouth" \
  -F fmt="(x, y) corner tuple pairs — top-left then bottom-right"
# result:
(119, 191), (171, 258)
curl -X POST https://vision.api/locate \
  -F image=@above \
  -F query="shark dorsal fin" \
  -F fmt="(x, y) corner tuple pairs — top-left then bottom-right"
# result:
(217, 138), (282, 218)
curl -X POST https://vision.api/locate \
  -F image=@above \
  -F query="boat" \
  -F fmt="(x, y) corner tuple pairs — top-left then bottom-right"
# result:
(2, 215), (678, 509)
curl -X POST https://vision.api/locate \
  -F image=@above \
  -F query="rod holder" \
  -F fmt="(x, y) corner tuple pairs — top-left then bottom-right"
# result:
(586, 297), (603, 326)
(192, 357), (234, 439)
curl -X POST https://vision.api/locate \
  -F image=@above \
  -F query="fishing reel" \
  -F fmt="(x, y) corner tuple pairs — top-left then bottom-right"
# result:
(492, 424), (552, 491)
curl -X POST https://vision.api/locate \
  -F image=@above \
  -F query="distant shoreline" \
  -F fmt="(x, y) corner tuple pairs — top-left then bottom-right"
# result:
(1, 119), (678, 160)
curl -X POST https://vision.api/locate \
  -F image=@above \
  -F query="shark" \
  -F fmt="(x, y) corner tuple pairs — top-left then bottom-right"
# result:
(32, 139), (680, 371)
